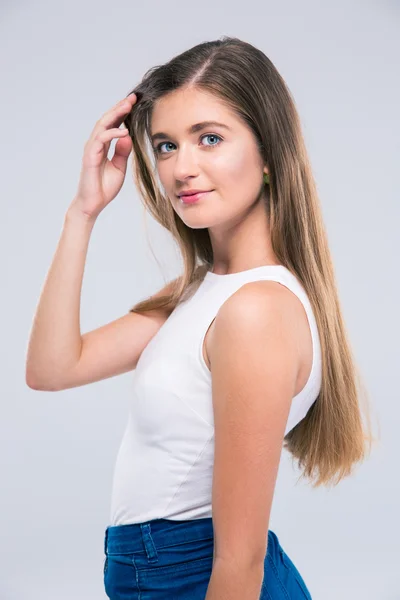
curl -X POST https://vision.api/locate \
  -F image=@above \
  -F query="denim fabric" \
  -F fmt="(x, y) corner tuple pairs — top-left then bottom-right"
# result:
(103, 517), (312, 599)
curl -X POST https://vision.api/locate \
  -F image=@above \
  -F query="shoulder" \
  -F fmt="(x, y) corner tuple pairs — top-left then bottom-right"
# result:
(207, 279), (304, 380)
(215, 279), (304, 333)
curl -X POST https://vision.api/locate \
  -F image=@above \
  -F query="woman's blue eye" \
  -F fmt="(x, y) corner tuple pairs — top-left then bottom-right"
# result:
(154, 134), (222, 155)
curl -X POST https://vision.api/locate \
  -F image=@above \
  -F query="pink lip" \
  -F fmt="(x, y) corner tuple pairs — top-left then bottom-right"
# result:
(179, 191), (211, 204)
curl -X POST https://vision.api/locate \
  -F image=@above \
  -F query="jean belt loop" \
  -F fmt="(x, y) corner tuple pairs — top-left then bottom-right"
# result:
(104, 526), (109, 555)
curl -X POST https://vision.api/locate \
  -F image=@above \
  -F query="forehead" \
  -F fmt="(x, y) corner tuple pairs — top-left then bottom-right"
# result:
(150, 88), (237, 131)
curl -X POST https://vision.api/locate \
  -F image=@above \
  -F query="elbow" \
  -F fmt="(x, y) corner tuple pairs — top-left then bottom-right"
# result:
(25, 370), (61, 392)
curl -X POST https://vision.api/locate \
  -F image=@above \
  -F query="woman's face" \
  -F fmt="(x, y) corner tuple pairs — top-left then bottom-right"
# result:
(150, 87), (267, 230)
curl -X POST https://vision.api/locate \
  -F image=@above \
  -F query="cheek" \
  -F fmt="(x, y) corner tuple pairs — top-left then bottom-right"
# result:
(211, 146), (259, 186)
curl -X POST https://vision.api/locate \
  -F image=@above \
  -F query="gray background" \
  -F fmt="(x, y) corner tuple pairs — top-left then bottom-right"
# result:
(1, 1), (399, 598)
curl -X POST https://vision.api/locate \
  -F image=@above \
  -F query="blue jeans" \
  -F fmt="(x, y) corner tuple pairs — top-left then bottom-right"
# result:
(103, 517), (312, 599)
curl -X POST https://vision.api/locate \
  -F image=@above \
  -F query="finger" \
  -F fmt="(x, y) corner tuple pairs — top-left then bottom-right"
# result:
(98, 94), (136, 130)
(111, 134), (133, 173)
(90, 127), (130, 155)
(88, 95), (135, 144)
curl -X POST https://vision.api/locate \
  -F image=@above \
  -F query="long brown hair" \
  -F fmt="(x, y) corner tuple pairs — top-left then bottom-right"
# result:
(122, 36), (377, 488)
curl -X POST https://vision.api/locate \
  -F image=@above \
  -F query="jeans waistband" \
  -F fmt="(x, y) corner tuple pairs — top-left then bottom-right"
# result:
(104, 517), (214, 556)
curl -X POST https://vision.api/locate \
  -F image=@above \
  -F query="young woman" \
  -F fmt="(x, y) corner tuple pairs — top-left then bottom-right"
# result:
(26, 36), (373, 599)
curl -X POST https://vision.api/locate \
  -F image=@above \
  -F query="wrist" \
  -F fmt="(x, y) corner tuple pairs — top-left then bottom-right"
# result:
(65, 203), (98, 227)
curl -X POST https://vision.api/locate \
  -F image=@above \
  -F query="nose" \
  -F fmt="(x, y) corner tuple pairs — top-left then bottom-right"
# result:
(172, 144), (200, 182)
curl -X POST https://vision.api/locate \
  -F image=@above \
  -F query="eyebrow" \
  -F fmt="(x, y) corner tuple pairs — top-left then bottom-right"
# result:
(150, 121), (231, 143)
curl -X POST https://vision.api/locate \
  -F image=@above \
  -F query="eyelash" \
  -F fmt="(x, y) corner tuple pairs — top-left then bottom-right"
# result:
(153, 133), (223, 155)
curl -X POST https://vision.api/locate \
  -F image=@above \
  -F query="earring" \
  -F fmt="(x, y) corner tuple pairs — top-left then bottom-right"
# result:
(263, 172), (270, 184)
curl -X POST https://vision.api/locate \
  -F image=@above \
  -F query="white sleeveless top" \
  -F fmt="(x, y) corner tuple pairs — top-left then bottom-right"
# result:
(109, 265), (322, 526)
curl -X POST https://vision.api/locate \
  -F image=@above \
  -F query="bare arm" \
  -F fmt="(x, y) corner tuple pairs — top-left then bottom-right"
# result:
(26, 202), (178, 391)
(25, 205), (96, 390)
